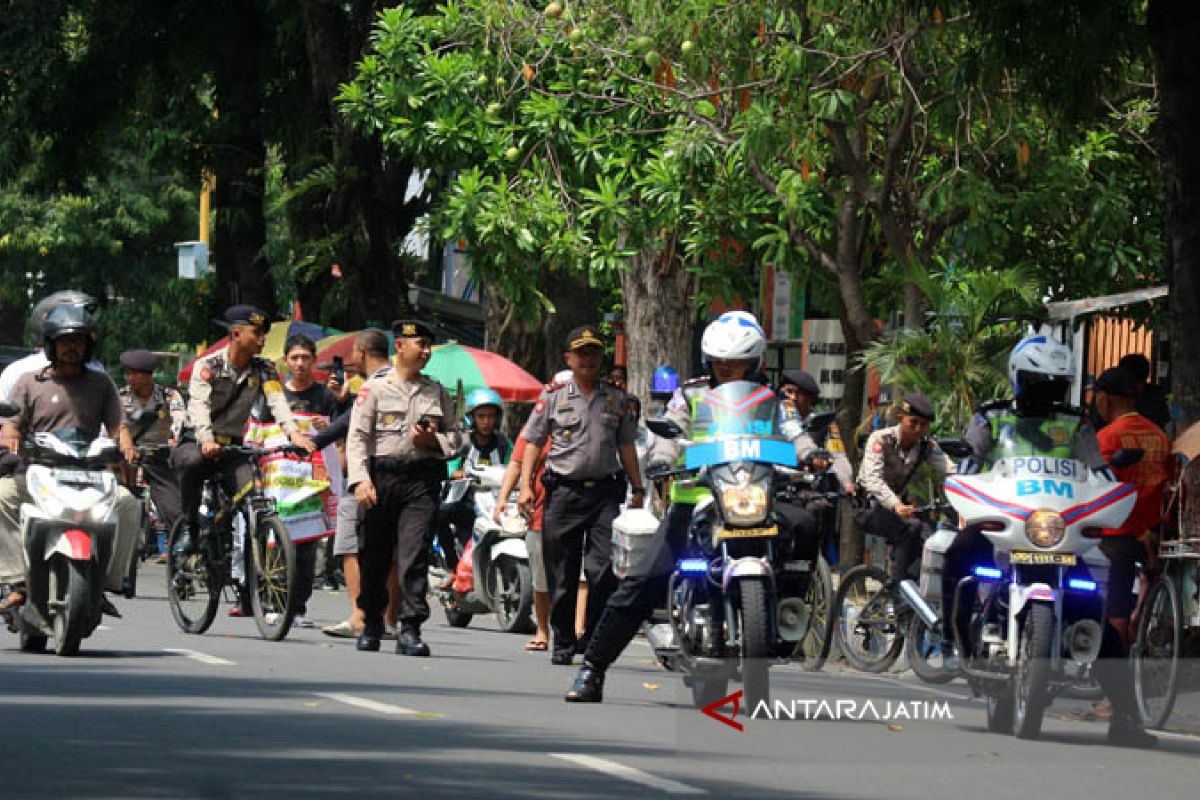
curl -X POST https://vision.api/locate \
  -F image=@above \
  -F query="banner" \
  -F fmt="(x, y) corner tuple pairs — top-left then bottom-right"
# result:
(244, 411), (336, 543)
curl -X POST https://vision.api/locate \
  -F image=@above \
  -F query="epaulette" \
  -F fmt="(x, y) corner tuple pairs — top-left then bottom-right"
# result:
(544, 381), (567, 392)
(683, 375), (710, 387)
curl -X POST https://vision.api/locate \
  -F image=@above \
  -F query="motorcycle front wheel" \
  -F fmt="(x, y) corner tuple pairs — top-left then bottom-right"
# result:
(492, 557), (533, 634)
(739, 577), (773, 712)
(50, 556), (90, 656)
(247, 514), (297, 641)
(1013, 603), (1054, 739)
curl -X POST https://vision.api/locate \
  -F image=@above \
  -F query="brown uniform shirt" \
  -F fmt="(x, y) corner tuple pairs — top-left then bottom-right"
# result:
(346, 371), (464, 488)
(185, 347), (297, 444)
(520, 378), (636, 479)
(120, 384), (187, 446)
(6, 367), (123, 438)
(858, 425), (955, 511)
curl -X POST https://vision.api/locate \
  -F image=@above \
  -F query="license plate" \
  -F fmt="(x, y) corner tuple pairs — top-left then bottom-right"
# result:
(717, 525), (778, 539)
(1010, 551), (1077, 566)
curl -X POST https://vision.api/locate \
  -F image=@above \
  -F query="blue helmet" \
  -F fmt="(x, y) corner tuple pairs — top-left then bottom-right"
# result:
(463, 387), (503, 429)
(652, 365), (680, 395)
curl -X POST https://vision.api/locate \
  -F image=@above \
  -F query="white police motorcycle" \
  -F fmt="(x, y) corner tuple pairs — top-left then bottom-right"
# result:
(943, 440), (1138, 739)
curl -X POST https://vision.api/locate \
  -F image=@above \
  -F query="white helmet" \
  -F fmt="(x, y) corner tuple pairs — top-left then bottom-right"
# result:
(701, 311), (766, 362)
(1008, 334), (1073, 398)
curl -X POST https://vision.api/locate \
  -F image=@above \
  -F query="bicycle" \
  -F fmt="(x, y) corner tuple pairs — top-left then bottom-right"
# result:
(165, 444), (303, 641)
(1132, 454), (1200, 729)
(831, 501), (956, 680)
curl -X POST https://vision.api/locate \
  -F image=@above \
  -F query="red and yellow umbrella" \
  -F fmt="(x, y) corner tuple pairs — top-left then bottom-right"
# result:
(313, 333), (543, 402)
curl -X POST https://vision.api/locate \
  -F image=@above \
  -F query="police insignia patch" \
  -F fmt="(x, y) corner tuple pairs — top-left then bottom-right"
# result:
(199, 365), (212, 382)
(872, 440), (883, 454)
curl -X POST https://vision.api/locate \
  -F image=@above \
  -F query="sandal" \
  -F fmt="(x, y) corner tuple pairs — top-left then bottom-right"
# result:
(525, 638), (549, 651)
(0, 587), (26, 614)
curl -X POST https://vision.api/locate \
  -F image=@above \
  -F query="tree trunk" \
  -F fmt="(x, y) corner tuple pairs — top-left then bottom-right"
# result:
(620, 247), (695, 399)
(1150, 0), (1200, 432)
(211, 0), (271, 313)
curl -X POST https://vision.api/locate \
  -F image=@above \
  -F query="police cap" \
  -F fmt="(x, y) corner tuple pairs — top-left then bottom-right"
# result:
(565, 325), (604, 351)
(223, 304), (268, 329)
(392, 319), (437, 341)
(898, 392), (935, 421)
(119, 349), (159, 373)
(780, 369), (820, 397)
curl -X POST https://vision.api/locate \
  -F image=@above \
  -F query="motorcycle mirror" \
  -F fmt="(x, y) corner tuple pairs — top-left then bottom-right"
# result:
(646, 417), (684, 439)
(1110, 448), (1145, 469)
(0, 401), (18, 418)
(937, 437), (974, 460)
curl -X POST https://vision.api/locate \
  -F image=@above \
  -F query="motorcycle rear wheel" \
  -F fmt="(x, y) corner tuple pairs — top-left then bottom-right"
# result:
(739, 577), (773, 712)
(492, 558), (534, 634)
(247, 514), (297, 641)
(50, 557), (89, 656)
(833, 564), (904, 673)
(1013, 603), (1054, 739)
(166, 517), (220, 634)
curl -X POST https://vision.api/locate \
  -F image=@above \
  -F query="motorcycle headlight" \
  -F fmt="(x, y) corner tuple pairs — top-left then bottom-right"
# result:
(1027, 509), (1066, 548)
(713, 466), (771, 526)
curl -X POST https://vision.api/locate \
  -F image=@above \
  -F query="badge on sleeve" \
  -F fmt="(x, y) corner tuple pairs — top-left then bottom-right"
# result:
(871, 440), (883, 454)
(355, 386), (372, 407)
(199, 365), (212, 382)
(534, 399), (546, 413)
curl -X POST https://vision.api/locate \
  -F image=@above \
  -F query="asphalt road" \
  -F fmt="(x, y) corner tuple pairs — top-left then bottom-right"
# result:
(4, 562), (1199, 799)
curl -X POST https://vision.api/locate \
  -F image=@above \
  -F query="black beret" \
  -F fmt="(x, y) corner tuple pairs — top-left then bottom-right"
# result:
(898, 392), (935, 421)
(119, 349), (159, 372)
(223, 305), (268, 328)
(780, 369), (820, 396)
(565, 325), (604, 351)
(392, 319), (437, 340)
(1095, 367), (1138, 398)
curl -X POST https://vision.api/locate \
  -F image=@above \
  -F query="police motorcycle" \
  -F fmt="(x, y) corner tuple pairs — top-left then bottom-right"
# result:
(429, 464), (534, 633)
(644, 380), (804, 710)
(4, 419), (131, 656)
(942, 432), (1140, 739)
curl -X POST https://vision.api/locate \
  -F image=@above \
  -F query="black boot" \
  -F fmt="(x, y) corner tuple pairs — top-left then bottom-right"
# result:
(397, 624), (431, 657)
(565, 662), (605, 702)
(583, 606), (646, 671)
(357, 619), (383, 652)
(1107, 714), (1158, 749)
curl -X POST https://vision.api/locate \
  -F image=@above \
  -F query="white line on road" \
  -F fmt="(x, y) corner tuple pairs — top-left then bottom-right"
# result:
(314, 692), (420, 716)
(163, 648), (236, 666)
(551, 753), (707, 795)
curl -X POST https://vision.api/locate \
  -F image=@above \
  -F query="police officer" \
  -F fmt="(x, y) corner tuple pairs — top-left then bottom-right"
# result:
(518, 325), (644, 666)
(172, 305), (315, 553)
(857, 393), (954, 582)
(778, 369), (855, 492)
(119, 349), (187, 552)
(347, 320), (464, 656)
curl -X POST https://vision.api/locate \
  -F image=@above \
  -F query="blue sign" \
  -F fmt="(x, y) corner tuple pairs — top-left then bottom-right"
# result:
(685, 437), (798, 470)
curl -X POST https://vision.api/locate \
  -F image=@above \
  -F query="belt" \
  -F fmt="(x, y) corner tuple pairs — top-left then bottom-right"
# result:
(371, 456), (443, 477)
(550, 471), (624, 490)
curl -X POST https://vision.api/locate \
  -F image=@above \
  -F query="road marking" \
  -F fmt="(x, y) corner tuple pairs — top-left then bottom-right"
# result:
(315, 692), (420, 716)
(550, 753), (707, 795)
(163, 648), (235, 666)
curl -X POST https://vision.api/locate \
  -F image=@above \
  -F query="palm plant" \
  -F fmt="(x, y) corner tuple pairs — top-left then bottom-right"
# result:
(860, 266), (1043, 433)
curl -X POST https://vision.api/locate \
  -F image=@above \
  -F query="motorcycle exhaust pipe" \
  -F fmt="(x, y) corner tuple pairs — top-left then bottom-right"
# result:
(898, 578), (940, 629)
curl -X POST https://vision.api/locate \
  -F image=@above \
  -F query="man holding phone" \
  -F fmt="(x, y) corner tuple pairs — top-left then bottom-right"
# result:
(346, 319), (464, 656)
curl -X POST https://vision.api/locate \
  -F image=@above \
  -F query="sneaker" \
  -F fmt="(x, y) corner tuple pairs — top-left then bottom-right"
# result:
(294, 616), (315, 629)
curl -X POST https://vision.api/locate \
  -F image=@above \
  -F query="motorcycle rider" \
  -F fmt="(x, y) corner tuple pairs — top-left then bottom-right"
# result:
(0, 290), (106, 404)
(0, 304), (141, 618)
(951, 333), (1156, 748)
(565, 311), (814, 702)
(857, 393), (955, 583)
(442, 388), (511, 576)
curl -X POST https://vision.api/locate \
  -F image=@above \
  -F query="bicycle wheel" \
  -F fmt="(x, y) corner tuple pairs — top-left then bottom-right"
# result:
(247, 514), (297, 641)
(794, 555), (834, 671)
(906, 614), (957, 685)
(166, 517), (220, 634)
(1132, 575), (1181, 730)
(833, 564), (904, 673)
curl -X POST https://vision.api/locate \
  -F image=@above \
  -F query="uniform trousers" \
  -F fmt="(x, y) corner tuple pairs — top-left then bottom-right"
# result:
(357, 468), (440, 633)
(542, 478), (624, 657)
(171, 444), (256, 526)
(142, 462), (183, 533)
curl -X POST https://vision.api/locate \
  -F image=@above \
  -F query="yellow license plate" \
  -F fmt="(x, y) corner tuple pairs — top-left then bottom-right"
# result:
(1010, 551), (1077, 566)
(717, 525), (778, 539)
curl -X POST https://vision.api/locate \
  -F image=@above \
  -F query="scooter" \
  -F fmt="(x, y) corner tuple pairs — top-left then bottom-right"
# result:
(8, 427), (128, 656)
(430, 465), (534, 633)
(942, 437), (1139, 739)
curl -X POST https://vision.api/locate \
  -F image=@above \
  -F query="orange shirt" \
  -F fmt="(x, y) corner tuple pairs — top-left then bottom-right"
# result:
(1098, 412), (1172, 537)
(512, 434), (552, 531)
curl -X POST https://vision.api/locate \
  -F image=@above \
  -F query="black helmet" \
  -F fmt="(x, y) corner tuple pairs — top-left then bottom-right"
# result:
(30, 290), (99, 344)
(42, 303), (97, 363)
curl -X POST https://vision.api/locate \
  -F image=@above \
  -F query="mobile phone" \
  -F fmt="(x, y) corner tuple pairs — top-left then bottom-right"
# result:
(331, 356), (345, 384)
(418, 415), (432, 430)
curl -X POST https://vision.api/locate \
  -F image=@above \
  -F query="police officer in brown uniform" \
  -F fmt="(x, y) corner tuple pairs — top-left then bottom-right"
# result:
(347, 320), (464, 656)
(518, 326), (644, 665)
(119, 349), (187, 547)
(172, 306), (315, 553)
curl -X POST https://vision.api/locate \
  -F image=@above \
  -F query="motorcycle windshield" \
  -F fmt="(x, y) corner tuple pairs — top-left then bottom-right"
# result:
(683, 381), (797, 470)
(984, 415), (1083, 471)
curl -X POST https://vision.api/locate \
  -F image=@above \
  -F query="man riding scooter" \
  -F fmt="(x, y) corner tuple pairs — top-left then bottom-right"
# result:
(441, 389), (511, 575)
